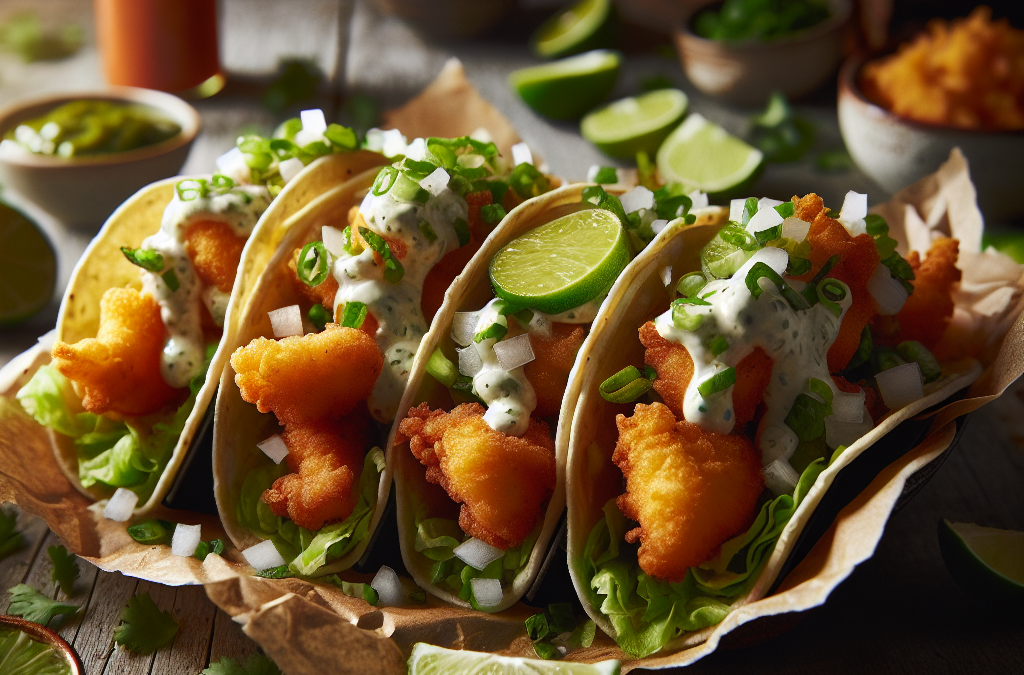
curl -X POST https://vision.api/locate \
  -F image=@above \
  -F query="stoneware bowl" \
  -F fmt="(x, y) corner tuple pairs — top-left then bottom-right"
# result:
(673, 0), (852, 107)
(0, 614), (84, 674)
(838, 56), (1024, 221)
(0, 87), (199, 230)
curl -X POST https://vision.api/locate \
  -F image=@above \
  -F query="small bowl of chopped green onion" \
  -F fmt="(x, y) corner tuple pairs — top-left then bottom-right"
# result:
(0, 87), (199, 229)
(673, 0), (852, 106)
(0, 615), (84, 675)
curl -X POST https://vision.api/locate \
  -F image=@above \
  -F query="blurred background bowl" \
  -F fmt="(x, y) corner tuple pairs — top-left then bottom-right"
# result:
(370, 0), (514, 40)
(0, 87), (199, 230)
(673, 0), (852, 107)
(0, 614), (84, 674)
(838, 56), (1024, 221)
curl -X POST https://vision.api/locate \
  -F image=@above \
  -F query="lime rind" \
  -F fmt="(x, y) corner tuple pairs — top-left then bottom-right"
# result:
(656, 113), (764, 196)
(581, 89), (688, 159)
(531, 0), (616, 59)
(938, 518), (1024, 605)
(510, 50), (622, 121)
(408, 642), (622, 675)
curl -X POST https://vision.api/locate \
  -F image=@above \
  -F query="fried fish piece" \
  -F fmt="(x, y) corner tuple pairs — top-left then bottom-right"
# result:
(184, 219), (247, 293)
(526, 323), (586, 418)
(614, 402), (763, 582)
(397, 402), (556, 550)
(876, 237), (960, 349)
(51, 287), (182, 416)
(231, 324), (382, 425)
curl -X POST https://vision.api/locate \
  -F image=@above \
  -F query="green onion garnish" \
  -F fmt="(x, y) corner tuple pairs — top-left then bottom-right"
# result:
(391, 173), (430, 203)
(426, 348), (458, 387)
(800, 254), (840, 306)
(671, 298), (706, 331)
(755, 224), (783, 246)
(126, 519), (174, 546)
(896, 340), (941, 383)
(677, 272), (707, 298)
(698, 367), (736, 398)
(706, 335), (729, 356)
(480, 203), (507, 225)
(652, 184), (693, 220)
(121, 246), (164, 272)
(210, 174), (235, 190)
(847, 325), (873, 370)
(785, 390), (832, 442)
(193, 539), (224, 562)
(342, 225), (362, 255)
(581, 185), (628, 228)
(474, 322), (508, 343)
(358, 226), (405, 283)
(402, 158), (438, 179)
(161, 270), (181, 292)
(308, 303), (331, 330)
(593, 166), (618, 184)
(774, 201), (795, 219)
(874, 347), (906, 372)
(880, 251), (916, 294)
(740, 197), (759, 226)
(324, 123), (357, 149)
(510, 162), (551, 199)
(599, 365), (654, 404)
(453, 218), (471, 247)
(719, 224), (760, 251)
(176, 178), (207, 201)
(744, 262), (809, 310)
(807, 377), (834, 405)
(786, 256), (812, 276)
(341, 301), (368, 329)
(418, 220), (438, 242)
(297, 240), (331, 287)
(372, 166), (398, 196)
(816, 278), (849, 317)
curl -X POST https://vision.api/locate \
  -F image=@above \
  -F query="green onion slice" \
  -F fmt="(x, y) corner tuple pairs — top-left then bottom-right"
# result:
(426, 348), (458, 387)
(740, 197), (758, 226)
(308, 303), (331, 330)
(786, 256), (812, 276)
(126, 519), (173, 546)
(677, 272), (707, 298)
(161, 270), (181, 292)
(474, 322), (508, 343)
(372, 166), (398, 196)
(297, 240), (331, 287)
(745, 262), (809, 310)
(706, 335), (729, 356)
(121, 246), (164, 272)
(801, 254), (840, 306)
(593, 166), (618, 184)
(480, 203), (507, 225)
(698, 367), (736, 398)
(453, 218), (471, 247)
(418, 220), (438, 242)
(176, 178), (207, 201)
(359, 226), (405, 283)
(210, 174), (235, 190)
(719, 224), (759, 251)
(774, 201), (795, 218)
(896, 340), (942, 384)
(807, 377), (834, 405)
(599, 366), (654, 404)
(816, 278), (849, 317)
(341, 301), (368, 329)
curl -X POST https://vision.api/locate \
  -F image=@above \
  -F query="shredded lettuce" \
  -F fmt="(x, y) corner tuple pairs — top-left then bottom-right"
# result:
(579, 456), (830, 658)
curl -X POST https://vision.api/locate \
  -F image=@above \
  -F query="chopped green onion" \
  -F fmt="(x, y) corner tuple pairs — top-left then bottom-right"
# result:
(324, 123), (357, 149)
(599, 366), (654, 404)
(671, 297), (707, 331)
(418, 220), (437, 242)
(255, 565), (293, 579)
(126, 519), (174, 546)
(801, 254), (840, 306)
(698, 367), (736, 399)
(653, 184), (693, 221)
(581, 185), (628, 228)
(864, 213), (888, 237)
(513, 308), (534, 328)
(426, 348), (458, 387)
(176, 178), (208, 201)
(161, 270), (181, 292)
(896, 340), (941, 383)
(807, 377), (834, 405)
(474, 322), (508, 343)
(359, 226), (405, 283)
(308, 303), (331, 330)
(194, 539), (224, 562)
(479, 179), (509, 205)
(593, 166), (618, 184)
(816, 278), (849, 317)
(121, 246), (164, 272)
(402, 158), (438, 179)
(210, 174), (235, 190)
(677, 272), (707, 298)
(408, 589), (427, 604)
(453, 218), (471, 246)
(371, 166), (398, 196)
(706, 335), (729, 356)
(341, 301), (368, 329)
(785, 392), (832, 441)
(297, 240), (331, 287)
(719, 224), (759, 251)
(745, 262), (809, 310)
(881, 252), (916, 294)
(874, 347), (906, 372)
(451, 375), (482, 403)
(392, 173), (430, 203)
(740, 197), (759, 226)
(847, 325), (873, 370)
(774, 201), (795, 218)
(480, 203), (507, 225)
(786, 256), (812, 276)
(510, 162), (551, 199)
(754, 224), (783, 246)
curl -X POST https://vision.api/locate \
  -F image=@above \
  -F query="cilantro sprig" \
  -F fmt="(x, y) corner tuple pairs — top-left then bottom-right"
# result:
(114, 592), (179, 654)
(7, 584), (78, 627)
(524, 603), (596, 660)
(0, 505), (24, 559)
(48, 545), (79, 596)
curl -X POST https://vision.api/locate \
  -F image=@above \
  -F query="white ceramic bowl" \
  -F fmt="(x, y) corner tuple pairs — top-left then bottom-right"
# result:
(673, 0), (852, 106)
(0, 87), (199, 230)
(838, 57), (1024, 221)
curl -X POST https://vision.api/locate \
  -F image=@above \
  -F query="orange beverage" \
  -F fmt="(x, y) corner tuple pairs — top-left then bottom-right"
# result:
(93, 0), (221, 93)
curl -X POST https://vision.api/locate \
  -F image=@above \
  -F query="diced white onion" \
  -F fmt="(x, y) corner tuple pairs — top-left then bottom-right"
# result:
(405, 137), (426, 161)
(0, 139), (30, 157)
(451, 312), (480, 347)
(103, 487), (138, 521)
(875, 361), (924, 410)
(830, 390), (865, 423)
(688, 190), (709, 210)
(381, 129), (408, 158)
(40, 121), (60, 140)
(782, 217), (811, 241)
(757, 197), (783, 211)
(268, 305), (303, 338)
(729, 198), (747, 223)
(619, 186), (655, 214)
(419, 167), (450, 197)
(300, 109), (327, 134)
(470, 127), (493, 143)
(746, 205), (784, 234)
(760, 423), (798, 466)
(651, 219), (670, 235)
(37, 329), (57, 351)
(278, 157), (305, 184)
(215, 147), (250, 184)
(493, 334), (535, 371)
(257, 434), (289, 464)
(527, 312), (553, 338)
(511, 142), (533, 166)
(839, 190), (867, 223)
(867, 262), (909, 315)
(763, 459), (800, 496)
(825, 405), (874, 449)
(454, 538), (504, 570)
(363, 128), (384, 152)
(171, 523), (202, 557)
(733, 246), (789, 286)
(458, 346), (482, 377)
(321, 225), (347, 258)
(457, 152), (485, 169)
(661, 266), (673, 287)
(371, 565), (406, 606)
(241, 540), (286, 571)
(470, 577), (503, 607)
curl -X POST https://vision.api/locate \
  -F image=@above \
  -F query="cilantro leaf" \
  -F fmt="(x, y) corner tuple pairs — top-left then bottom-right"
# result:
(7, 584), (78, 626)
(202, 654), (282, 675)
(113, 592), (179, 654)
(0, 506), (24, 559)
(48, 544), (79, 596)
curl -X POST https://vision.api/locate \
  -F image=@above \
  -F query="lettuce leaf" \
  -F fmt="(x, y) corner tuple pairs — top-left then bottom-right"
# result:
(580, 458), (829, 658)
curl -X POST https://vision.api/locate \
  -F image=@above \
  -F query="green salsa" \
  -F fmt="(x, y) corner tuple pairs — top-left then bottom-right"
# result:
(0, 628), (72, 675)
(693, 0), (830, 42)
(4, 100), (181, 157)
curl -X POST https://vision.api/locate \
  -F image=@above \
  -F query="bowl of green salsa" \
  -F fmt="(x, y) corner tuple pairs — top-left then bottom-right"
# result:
(0, 615), (84, 675)
(0, 87), (199, 229)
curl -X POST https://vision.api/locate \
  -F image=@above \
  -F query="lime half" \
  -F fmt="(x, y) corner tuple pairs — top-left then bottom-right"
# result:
(531, 0), (616, 59)
(938, 519), (1024, 604)
(408, 643), (621, 675)
(490, 208), (628, 315)
(0, 202), (56, 325)
(510, 50), (621, 121)
(656, 113), (763, 196)
(582, 89), (689, 159)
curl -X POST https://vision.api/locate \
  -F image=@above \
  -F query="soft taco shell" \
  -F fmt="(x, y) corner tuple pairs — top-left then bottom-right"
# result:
(53, 150), (387, 515)
(565, 216), (983, 660)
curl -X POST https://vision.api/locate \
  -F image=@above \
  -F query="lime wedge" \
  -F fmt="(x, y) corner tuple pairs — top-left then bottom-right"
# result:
(408, 643), (621, 675)
(510, 50), (621, 121)
(938, 519), (1024, 604)
(0, 202), (56, 326)
(490, 208), (628, 315)
(531, 0), (616, 59)
(981, 231), (1024, 264)
(581, 89), (689, 159)
(656, 113), (764, 196)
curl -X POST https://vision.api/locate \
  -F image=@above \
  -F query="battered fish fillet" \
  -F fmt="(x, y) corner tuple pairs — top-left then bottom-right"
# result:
(878, 237), (960, 349)
(640, 322), (772, 429)
(184, 219), (247, 293)
(397, 402), (557, 550)
(614, 402), (763, 582)
(231, 324), (382, 425)
(51, 287), (182, 416)
(262, 410), (371, 531)
(526, 323), (586, 418)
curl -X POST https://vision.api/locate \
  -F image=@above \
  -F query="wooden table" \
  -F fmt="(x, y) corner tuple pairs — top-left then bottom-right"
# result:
(0, 1), (1021, 673)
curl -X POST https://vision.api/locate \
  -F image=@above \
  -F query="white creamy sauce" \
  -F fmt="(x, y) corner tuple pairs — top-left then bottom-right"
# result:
(331, 184), (469, 422)
(535, 295), (605, 325)
(141, 184), (270, 388)
(654, 249), (852, 468)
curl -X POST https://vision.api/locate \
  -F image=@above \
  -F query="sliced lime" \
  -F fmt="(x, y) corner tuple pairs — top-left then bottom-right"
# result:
(408, 643), (621, 675)
(938, 519), (1024, 604)
(490, 208), (628, 315)
(656, 113), (764, 196)
(581, 89), (688, 159)
(982, 231), (1024, 264)
(510, 50), (621, 121)
(0, 202), (56, 326)
(531, 0), (616, 60)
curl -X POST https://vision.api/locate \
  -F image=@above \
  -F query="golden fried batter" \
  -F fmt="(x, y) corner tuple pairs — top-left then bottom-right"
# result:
(614, 402), (763, 582)
(231, 324), (382, 425)
(51, 287), (182, 416)
(398, 402), (556, 550)
(876, 237), (960, 349)
(526, 323), (585, 418)
(184, 219), (247, 293)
